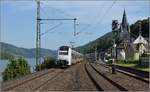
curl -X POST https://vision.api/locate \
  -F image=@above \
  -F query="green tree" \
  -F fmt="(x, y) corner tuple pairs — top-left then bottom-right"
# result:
(2, 57), (30, 81)
(130, 18), (149, 37)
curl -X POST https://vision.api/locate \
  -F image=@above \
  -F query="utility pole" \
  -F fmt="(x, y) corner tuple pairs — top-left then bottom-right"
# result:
(36, 0), (41, 71)
(74, 18), (77, 36)
(35, 1), (77, 72)
(95, 43), (97, 62)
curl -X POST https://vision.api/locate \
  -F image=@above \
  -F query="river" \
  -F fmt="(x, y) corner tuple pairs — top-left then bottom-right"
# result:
(0, 58), (43, 81)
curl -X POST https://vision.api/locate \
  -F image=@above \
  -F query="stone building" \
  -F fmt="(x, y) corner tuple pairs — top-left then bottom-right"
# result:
(116, 10), (148, 61)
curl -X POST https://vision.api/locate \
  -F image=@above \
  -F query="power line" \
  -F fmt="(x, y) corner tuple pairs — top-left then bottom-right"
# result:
(40, 22), (63, 36)
(48, 6), (74, 18)
(41, 1), (74, 18)
(84, 0), (117, 34)
(75, 24), (91, 35)
(96, 0), (117, 25)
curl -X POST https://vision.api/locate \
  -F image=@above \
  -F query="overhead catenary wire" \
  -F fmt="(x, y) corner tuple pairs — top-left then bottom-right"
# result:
(48, 6), (74, 18)
(39, 1), (96, 36)
(40, 1), (74, 19)
(85, 0), (117, 35)
(75, 0), (117, 36)
(40, 1), (92, 36)
(75, 24), (91, 35)
(96, 0), (117, 25)
(40, 22), (63, 36)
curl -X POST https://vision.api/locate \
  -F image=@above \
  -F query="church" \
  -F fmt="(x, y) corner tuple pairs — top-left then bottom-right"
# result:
(115, 10), (148, 61)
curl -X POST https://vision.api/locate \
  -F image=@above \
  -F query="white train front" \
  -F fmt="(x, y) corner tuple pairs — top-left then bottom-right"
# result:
(57, 46), (83, 67)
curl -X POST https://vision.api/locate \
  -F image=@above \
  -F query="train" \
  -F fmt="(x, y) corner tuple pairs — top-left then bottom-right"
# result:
(56, 46), (84, 67)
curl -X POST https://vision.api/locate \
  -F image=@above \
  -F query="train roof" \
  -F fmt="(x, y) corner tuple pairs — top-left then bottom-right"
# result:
(59, 46), (83, 55)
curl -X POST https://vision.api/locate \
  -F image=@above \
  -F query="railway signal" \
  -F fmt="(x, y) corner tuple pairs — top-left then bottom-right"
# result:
(111, 20), (119, 74)
(112, 20), (119, 32)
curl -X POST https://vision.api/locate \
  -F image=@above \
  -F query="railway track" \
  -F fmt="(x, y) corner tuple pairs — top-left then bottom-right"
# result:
(84, 63), (127, 91)
(84, 63), (104, 91)
(2, 69), (64, 91)
(1, 62), (148, 91)
(92, 63), (149, 91)
(37, 64), (83, 91)
(1, 69), (53, 89)
(100, 63), (149, 83)
(114, 65), (149, 78)
(33, 69), (64, 91)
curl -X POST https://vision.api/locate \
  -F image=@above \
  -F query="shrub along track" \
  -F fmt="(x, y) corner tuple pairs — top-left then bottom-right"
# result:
(2, 68), (64, 91)
(92, 63), (149, 91)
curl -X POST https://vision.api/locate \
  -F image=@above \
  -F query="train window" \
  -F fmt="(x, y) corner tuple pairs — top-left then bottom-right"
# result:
(72, 53), (75, 58)
(59, 52), (68, 55)
(59, 46), (69, 51)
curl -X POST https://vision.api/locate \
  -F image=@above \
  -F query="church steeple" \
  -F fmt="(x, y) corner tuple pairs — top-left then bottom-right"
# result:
(121, 9), (130, 32)
(119, 9), (131, 42)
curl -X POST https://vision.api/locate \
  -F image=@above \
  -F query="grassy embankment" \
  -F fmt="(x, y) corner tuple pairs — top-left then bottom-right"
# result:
(115, 60), (149, 72)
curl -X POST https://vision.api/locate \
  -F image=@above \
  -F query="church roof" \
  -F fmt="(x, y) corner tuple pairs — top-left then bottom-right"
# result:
(122, 10), (128, 26)
(121, 10), (130, 32)
(133, 34), (148, 44)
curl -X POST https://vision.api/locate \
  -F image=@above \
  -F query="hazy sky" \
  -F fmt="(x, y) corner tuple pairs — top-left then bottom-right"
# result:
(0, 0), (149, 50)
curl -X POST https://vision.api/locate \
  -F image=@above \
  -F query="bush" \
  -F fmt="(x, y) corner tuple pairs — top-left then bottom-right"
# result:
(141, 53), (149, 57)
(116, 60), (126, 64)
(2, 57), (30, 81)
(116, 60), (140, 65)
(106, 59), (113, 64)
(35, 57), (56, 71)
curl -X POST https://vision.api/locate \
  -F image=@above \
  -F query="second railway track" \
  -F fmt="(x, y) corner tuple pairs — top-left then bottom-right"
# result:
(92, 63), (149, 91)
(100, 63), (149, 83)
(85, 63), (128, 91)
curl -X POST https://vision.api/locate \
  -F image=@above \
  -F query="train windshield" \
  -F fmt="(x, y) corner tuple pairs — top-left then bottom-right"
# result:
(59, 46), (69, 51)
(59, 46), (69, 55)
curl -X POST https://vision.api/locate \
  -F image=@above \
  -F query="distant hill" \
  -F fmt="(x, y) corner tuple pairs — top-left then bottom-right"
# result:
(130, 17), (149, 38)
(76, 32), (115, 54)
(76, 18), (149, 54)
(0, 42), (57, 59)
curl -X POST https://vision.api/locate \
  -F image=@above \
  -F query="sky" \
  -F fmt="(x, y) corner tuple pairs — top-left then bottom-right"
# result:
(0, 0), (149, 50)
